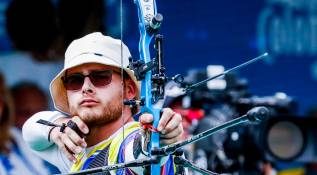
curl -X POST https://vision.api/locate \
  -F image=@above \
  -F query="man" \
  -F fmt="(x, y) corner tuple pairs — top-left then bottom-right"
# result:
(11, 82), (49, 129)
(22, 32), (183, 174)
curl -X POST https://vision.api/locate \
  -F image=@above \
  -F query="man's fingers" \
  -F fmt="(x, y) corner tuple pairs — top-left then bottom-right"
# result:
(139, 113), (153, 124)
(157, 108), (175, 132)
(61, 134), (82, 155)
(72, 116), (89, 134)
(55, 138), (77, 162)
(160, 124), (183, 139)
(159, 110), (182, 134)
(65, 127), (87, 148)
(49, 117), (88, 163)
(139, 108), (183, 146)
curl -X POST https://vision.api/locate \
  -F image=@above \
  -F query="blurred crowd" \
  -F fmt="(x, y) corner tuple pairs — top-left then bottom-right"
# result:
(0, 0), (105, 92)
(0, 0), (105, 174)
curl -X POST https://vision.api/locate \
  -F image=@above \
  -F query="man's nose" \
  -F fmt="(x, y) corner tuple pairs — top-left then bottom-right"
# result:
(82, 77), (95, 94)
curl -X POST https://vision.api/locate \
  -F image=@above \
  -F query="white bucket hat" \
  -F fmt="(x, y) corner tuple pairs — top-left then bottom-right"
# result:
(50, 32), (139, 114)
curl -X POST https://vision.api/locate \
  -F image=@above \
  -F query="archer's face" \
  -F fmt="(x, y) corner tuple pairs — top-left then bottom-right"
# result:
(66, 63), (123, 126)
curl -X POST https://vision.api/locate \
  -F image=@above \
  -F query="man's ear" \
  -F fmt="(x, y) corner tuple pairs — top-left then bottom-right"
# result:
(124, 79), (137, 99)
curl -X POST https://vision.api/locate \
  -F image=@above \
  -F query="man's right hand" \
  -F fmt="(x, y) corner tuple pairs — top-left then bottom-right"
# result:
(50, 116), (89, 162)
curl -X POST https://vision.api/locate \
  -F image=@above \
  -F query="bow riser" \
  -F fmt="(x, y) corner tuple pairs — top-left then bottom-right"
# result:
(135, 0), (161, 174)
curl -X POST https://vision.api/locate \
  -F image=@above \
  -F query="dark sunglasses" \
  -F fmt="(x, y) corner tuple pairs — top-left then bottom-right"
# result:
(62, 70), (114, 91)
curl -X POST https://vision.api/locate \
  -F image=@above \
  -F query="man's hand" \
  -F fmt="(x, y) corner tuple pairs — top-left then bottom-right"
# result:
(139, 108), (183, 145)
(49, 116), (89, 162)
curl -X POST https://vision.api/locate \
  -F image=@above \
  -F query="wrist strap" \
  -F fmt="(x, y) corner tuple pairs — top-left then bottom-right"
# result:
(48, 126), (57, 142)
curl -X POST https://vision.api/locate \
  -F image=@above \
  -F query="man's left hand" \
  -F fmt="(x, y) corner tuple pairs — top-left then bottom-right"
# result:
(139, 108), (183, 145)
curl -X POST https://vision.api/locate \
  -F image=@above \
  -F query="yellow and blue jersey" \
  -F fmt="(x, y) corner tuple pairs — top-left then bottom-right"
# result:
(70, 122), (178, 175)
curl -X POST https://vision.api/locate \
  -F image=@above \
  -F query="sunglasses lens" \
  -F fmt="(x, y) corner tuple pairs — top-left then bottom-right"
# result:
(89, 71), (112, 87)
(63, 74), (85, 90)
(62, 70), (113, 91)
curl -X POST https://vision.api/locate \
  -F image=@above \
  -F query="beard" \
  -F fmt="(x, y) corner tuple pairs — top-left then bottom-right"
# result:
(70, 95), (123, 127)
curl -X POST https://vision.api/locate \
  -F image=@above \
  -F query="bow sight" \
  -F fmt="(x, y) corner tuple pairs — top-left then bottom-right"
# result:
(127, 34), (167, 104)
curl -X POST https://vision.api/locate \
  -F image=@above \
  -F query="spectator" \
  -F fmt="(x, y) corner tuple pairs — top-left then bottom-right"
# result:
(0, 73), (50, 175)
(11, 82), (48, 129)
(0, 0), (63, 99)
(11, 81), (61, 173)
(5, 0), (60, 61)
